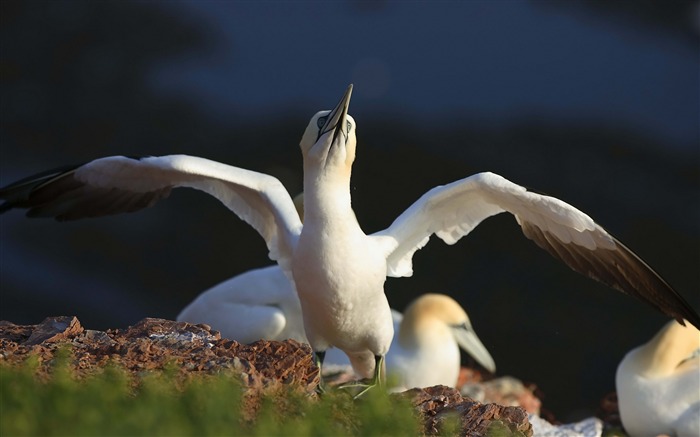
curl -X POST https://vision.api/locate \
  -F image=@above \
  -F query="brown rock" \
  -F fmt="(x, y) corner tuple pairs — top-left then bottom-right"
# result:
(0, 320), (34, 343)
(461, 376), (542, 415)
(456, 366), (485, 387)
(24, 316), (83, 346)
(400, 385), (532, 436)
(0, 316), (318, 392)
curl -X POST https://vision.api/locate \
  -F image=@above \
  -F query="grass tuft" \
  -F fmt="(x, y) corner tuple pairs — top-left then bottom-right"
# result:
(1, 353), (422, 436)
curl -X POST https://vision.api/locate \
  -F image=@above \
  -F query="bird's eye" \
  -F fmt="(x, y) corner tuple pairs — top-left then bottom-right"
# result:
(317, 116), (328, 129)
(346, 121), (352, 133)
(452, 322), (470, 332)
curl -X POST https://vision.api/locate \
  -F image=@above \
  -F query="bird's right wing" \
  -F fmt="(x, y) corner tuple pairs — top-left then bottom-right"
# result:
(371, 172), (511, 278)
(372, 172), (700, 329)
(0, 155), (303, 271)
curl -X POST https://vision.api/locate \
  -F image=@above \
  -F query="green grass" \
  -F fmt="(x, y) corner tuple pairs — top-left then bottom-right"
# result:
(1, 352), (422, 436)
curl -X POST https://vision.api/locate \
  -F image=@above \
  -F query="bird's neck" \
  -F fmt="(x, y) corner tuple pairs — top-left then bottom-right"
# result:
(635, 321), (700, 376)
(302, 164), (354, 223)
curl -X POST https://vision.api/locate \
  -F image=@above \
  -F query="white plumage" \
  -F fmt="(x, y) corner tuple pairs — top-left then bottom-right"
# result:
(177, 266), (306, 344)
(385, 293), (495, 390)
(616, 320), (700, 437)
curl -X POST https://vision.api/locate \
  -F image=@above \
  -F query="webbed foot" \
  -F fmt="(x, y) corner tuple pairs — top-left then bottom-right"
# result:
(337, 355), (385, 400)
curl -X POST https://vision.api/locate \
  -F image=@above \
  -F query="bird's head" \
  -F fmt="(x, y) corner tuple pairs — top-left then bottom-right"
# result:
(299, 85), (357, 175)
(405, 293), (473, 331)
(402, 293), (497, 373)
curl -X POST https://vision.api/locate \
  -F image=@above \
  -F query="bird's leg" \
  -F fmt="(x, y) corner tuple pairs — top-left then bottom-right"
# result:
(338, 354), (385, 400)
(313, 350), (327, 395)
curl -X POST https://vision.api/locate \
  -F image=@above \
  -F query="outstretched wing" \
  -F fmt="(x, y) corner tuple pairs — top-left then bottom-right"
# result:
(372, 171), (700, 329)
(0, 155), (303, 271)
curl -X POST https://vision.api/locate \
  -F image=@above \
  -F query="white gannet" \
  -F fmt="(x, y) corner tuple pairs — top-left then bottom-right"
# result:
(1, 85), (699, 397)
(615, 319), (700, 437)
(385, 293), (496, 390)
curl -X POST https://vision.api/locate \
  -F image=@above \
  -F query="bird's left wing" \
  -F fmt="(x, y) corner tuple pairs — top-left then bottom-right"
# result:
(0, 155), (303, 270)
(372, 172), (700, 329)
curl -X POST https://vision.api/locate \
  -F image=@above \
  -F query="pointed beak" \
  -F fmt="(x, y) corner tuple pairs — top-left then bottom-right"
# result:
(318, 84), (353, 143)
(451, 325), (497, 373)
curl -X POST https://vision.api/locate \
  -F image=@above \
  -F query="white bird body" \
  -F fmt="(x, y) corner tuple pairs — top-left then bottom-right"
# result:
(2, 84), (700, 394)
(176, 265), (306, 344)
(387, 327), (461, 389)
(293, 192), (395, 376)
(616, 320), (700, 437)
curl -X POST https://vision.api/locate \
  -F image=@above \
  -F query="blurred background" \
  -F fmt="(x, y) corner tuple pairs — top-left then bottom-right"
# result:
(1, 0), (698, 421)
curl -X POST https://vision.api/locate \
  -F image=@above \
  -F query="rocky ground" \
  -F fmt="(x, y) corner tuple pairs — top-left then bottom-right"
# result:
(0, 316), (622, 436)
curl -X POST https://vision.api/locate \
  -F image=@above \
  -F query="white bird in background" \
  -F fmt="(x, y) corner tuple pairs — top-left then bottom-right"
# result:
(177, 265), (307, 344)
(616, 319), (700, 437)
(2, 85), (699, 398)
(385, 293), (495, 390)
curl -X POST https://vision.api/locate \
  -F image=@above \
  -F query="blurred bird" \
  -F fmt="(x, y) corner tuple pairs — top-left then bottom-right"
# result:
(177, 265), (306, 344)
(2, 85), (699, 398)
(616, 320), (700, 437)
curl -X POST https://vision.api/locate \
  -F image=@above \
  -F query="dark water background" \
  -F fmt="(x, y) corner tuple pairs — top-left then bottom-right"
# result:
(1, 1), (698, 421)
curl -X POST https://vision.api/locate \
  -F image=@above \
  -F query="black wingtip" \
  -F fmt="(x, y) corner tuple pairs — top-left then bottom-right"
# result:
(520, 221), (700, 332)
